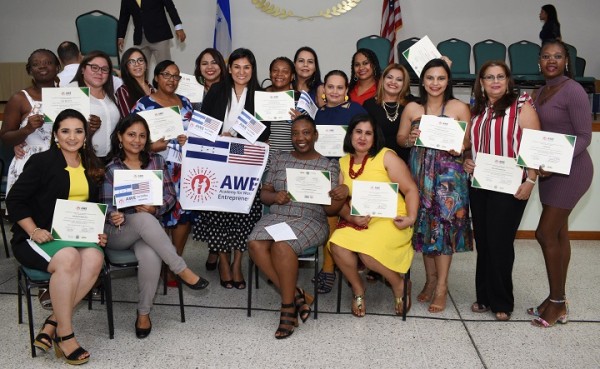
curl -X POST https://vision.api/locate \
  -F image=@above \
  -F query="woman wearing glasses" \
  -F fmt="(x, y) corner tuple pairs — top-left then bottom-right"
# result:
(132, 60), (195, 287)
(528, 40), (593, 328)
(463, 61), (540, 321)
(70, 50), (120, 161)
(115, 48), (154, 118)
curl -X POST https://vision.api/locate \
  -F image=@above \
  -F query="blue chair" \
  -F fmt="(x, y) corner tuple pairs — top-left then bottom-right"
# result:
(473, 39), (506, 74)
(76, 10), (120, 68)
(397, 37), (421, 83)
(437, 38), (475, 86)
(508, 40), (544, 87)
(357, 35), (391, 71)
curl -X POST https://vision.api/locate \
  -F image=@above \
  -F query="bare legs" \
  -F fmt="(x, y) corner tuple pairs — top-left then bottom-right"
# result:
(416, 254), (452, 313)
(534, 205), (571, 325)
(417, 255), (437, 302)
(217, 250), (245, 288)
(42, 247), (103, 360)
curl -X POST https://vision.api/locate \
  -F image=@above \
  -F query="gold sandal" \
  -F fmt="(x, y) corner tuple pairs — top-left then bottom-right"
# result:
(351, 294), (366, 317)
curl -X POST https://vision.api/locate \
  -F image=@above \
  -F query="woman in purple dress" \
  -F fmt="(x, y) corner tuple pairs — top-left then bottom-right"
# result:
(530, 40), (593, 328)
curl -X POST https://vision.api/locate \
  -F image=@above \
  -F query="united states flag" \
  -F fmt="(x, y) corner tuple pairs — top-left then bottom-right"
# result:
(237, 110), (265, 135)
(381, 0), (403, 63)
(191, 110), (222, 131)
(132, 181), (150, 195)
(228, 143), (266, 166)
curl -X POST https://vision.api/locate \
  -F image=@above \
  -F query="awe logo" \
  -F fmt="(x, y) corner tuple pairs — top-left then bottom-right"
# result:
(183, 167), (218, 203)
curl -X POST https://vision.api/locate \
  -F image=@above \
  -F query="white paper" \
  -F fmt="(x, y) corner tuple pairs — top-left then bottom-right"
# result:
(296, 91), (318, 119)
(516, 128), (576, 175)
(113, 170), (163, 208)
(137, 106), (185, 141)
(472, 153), (523, 195)
(231, 109), (267, 144)
(51, 199), (107, 242)
(314, 125), (347, 157)
(350, 181), (398, 218)
(175, 73), (205, 103)
(42, 87), (90, 123)
(265, 222), (298, 242)
(286, 168), (331, 205)
(415, 115), (467, 153)
(254, 90), (295, 121)
(187, 110), (223, 142)
(401, 35), (442, 77)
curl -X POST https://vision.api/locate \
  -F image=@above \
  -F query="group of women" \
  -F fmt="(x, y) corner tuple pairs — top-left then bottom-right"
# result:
(0, 36), (593, 357)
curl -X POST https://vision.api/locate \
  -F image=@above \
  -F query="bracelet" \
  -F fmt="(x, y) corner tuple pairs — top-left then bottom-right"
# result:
(525, 178), (536, 185)
(405, 137), (410, 148)
(29, 227), (41, 240)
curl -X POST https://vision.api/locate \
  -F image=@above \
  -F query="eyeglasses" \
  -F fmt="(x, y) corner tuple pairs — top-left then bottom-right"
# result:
(540, 54), (564, 61)
(86, 64), (110, 74)
(482, 74), (507, 82)
(126, 57), (145, 66)
(159, 72), (182, 81)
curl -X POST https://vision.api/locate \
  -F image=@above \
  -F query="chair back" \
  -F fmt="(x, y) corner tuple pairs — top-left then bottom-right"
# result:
(564, 43), (578, 77)
(575, 57), (586, 77)
(508, 40), (541, 78)
(437, 38), (471, 75)
(396, 37), (420, 81)
(76, 10), (119, 67)
(473, 39), (506, 74)
(357, 35), (391, 71)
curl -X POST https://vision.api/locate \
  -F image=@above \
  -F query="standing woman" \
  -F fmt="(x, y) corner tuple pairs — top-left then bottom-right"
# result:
(397, 58), (473, 313)
(194, 48), (267, 289)
(115, 48), (154, 118)
(265, 56), (298, 153)
(463, 61), (541, 321)
(363, 63), (414, 164)
(313, 70), (366, 294)
(131, 60), (194, 284)
(7, 109), (106, 364)
(292, 46), (325, 107)
(530, 40), (593, 328)
(0, 49), (60, 194)
(70, 50), (120, 161)
(539, 5), (561, 43)
(348, 48), (382, 106)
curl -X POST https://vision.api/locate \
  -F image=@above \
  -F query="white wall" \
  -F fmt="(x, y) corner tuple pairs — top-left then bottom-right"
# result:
(1, 0), (598, 80)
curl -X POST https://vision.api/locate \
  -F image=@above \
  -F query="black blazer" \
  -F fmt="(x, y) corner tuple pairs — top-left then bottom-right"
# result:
(201, 81), (270, 142)
(6, 147), (100, 246)
(117, 0), (182, 45)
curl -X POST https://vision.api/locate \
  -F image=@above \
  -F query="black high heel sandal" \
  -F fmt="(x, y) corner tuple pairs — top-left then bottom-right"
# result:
(53, 332), (89, 365)
(33, 316), (57, 352)
(295, 288), (313, 323)
(275, 303), (298, 339)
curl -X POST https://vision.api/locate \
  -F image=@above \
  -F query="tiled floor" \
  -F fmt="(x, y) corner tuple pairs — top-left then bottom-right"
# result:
(0, 238), (598, 369)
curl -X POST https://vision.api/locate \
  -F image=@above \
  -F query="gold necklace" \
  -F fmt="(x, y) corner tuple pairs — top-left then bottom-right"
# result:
(382, 102), (399, 122)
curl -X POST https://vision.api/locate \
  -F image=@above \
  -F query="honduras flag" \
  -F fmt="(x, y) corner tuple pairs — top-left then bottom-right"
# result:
(213, 0), (232, 59)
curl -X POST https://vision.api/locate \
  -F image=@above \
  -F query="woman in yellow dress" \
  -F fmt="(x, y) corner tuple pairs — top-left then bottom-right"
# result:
(329, 114), (419, 317)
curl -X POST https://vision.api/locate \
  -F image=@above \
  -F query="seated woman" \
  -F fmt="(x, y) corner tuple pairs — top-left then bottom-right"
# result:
(101, 114), (209, 339)
(248, 116), (348, 339)
(7, 109), (107, 365)
(329, 114), (419, 317)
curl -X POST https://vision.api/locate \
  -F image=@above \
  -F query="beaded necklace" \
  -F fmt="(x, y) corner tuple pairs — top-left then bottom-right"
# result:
(349, 154), (368, 179)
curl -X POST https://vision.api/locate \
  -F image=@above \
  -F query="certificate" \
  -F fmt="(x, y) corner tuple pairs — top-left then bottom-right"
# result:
(175, 73), (205, 103)
(516, 128), (576, 175)
(51, 199), (107, 243)
(286, 168), (331, 205)
(137, 106), (185, 141)
(415, 115), (467, 153)
(113, 169), (163, 208)
(296, 91), (318, 119)
(188, 110), (223, 142)
(472, 153), (523, 195)
(314, 125), (347, 157)
(254, 90), (295, 121)
(401, 35), (442, 77)
(42, 87), (90, 123)
(350, 181), (398, 218)
(232, 109), (267, 144)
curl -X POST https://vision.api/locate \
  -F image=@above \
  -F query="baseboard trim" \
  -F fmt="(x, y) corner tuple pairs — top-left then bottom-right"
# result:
(516, 231), (600, 240)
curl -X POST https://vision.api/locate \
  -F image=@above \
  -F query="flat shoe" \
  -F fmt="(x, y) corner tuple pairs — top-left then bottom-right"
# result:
(178, 276), (210, 290)
(495, 312), (511, 321)
(471, 302), (490, 313)
(135, 315), (152, 339)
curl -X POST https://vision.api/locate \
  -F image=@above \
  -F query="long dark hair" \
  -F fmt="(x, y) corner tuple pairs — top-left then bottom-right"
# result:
(120, 48), (149, 107)
(109, 114), (152, 168)
(542, 4), (559, 24)
(219, 48), (261, 111)
(348, 48), (382, 94)
(472, 60), (518, 117)
(73, 50), (116, 104)
(51, 109), (104, 181)
(342, 114), (385, 157)
(292, 46), (322, 95)
(418, 58), (455, 106)
(540, 39), (572, 78)
(194, 48), (227, 86)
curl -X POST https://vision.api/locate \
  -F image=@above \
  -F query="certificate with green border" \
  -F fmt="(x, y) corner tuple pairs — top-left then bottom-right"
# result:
(350, 181), (398, 218)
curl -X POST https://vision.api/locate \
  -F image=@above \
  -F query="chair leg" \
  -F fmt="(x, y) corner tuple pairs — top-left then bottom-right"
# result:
(1, 217), (8, 258)
(247, 257), (253, 317)
(314, 254), (319, 320)
(17, 268), (23, 324)
(24, 280), (37, 358)
(403, 269), (411, 321)
(104, 269), (115, 339)
(177, 280), (185, 323)
(162, 264), (168, 296)
(336, 268), (343, 314)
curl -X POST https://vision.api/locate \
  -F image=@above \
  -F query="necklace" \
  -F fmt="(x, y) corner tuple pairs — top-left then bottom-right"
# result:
(349, 154), (368, 179)
(382, 102), (399, 122)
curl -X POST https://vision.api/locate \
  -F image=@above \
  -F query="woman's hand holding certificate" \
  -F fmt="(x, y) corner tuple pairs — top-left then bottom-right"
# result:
(350, 181), (398, 218)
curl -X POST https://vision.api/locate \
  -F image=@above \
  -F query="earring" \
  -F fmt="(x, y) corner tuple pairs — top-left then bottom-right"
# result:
(83, 141), (86, 149)
(321, 94), (327, 103)
(119, 142), (123, 149)
(481, 86), (485, 94)
(54, 138), (60, 149)
(538, 64), (541, 72)
(353, 76), (358, 82)
(565, 63), (569, 72)
(344, 95), (349, 102)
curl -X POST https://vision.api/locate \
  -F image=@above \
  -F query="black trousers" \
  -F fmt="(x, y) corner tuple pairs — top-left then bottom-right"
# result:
(469, 187), (527, 313)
